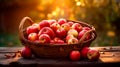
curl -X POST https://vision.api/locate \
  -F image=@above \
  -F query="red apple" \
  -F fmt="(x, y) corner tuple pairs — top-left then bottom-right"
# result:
(28, 33), (38, 41)
(81, 47), (90, 58)
(39, 34), (51, 43)
(72, 23), (82, 32)
(67, 29), (78, 37)
(55, 39), (65, 44)
(32, 23), (40, 30)
(39, 20), (50, 29)
(53, 37), (61, 42)
(66, 34), (74, 43)
(87, 49), (100, 61)
(61, 23), (71, 32)
(83, 27), (91, 31)
(38, 27), (55, 39)
(78, 30), (91, 41)
(50, 22), (60, 32)
(48, 19), (57, 25)
(67, 37), (78, 44)
(50, 40), (54, 44)
(70, 50), (81, 61)
(56, 28), (67, 39)
(51, 37), (65, 44)
(26, 25), (38, 34)
(68, 21), (74, 26)
(21, 46), (32, 58)
(58, 18), (67, 25)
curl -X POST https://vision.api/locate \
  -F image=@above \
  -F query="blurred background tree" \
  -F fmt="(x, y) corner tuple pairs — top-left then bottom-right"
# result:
(0, 0), (120, 47)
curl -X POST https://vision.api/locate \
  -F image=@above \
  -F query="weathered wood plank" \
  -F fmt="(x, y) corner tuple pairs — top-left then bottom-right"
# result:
(0, 47), (23, 53)
(0, 46), (120, 67)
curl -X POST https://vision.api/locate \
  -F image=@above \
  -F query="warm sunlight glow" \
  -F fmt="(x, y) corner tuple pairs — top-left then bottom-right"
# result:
(76, 1), (81, 6)
(55, 7), (60, 12)
(36, 0), (73, 19)
(52, 11), (57, 16)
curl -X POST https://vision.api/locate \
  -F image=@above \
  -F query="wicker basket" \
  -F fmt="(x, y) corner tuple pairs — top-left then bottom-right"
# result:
(19, 17), (97, 58)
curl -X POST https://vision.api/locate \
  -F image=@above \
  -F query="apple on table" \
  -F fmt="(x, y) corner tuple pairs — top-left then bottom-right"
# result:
(87, 49), (100, 61)
(81, 47), (90, 59)
(69, 50), (81, 61)
(21, 46), (32, 59)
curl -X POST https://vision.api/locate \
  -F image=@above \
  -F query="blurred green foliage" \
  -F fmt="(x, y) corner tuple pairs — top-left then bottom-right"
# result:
(0, 33), (21, 47)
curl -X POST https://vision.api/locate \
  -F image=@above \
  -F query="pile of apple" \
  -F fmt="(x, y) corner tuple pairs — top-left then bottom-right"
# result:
(21, 18), (100, 61)
(26, 18), (91, 45)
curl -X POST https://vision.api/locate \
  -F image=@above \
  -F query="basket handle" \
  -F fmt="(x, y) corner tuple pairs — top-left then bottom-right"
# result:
(19, 17), (34, 44)
(78, 26), (97, 46)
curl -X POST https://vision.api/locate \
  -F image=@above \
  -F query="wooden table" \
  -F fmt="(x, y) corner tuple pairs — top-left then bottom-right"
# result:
(0, 46), (120, 67)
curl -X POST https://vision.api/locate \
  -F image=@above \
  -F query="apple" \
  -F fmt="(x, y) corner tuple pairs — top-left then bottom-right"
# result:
(28, 33), (38, 41)
(67, 29), (78, 37)
(83, 27), (91, 31)
(56, 28), (67, 39)
(21, 46), (32, 58)
(61, 23), (71, 31)
(51, 37), (65, 44)
(50, 37), (65, 44)
(48, 19), (57, 25)
(50, 22), (60, 32)
(72, 23), (82, 32)
(66, 34), (74, 43)
(87, 49), (100, 61)
(50, 40), (54, 44)
(67, 37), (78, 44)
(39, 34), (51, 43)
(53, 37), (61, 42)
(69, 50), (81, 61)
(81, 47), (90, 58)
(26, 25), (38, 34)
(55, 39), (65, 44)
(78, 30), (91, 41)
(32, 23), (40, 30)
(68, 21), (74, 26)
(58, 18), (67, 25)
(39, 20), (50, 29)
(38, 27), (55, 39)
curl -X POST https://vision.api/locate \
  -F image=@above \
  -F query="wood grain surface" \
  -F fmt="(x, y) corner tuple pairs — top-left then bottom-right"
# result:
(0, 46), (120, 67)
